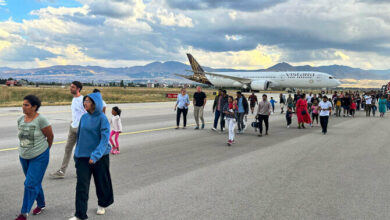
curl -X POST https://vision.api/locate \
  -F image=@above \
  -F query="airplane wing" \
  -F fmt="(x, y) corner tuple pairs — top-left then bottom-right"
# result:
(187, 70), (252, 84)
(174, 73), (192, 79)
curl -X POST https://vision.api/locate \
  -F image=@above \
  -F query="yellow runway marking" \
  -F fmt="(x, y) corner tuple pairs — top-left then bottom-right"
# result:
(0, 105), (176, 117)
(0, 122), (213, 152)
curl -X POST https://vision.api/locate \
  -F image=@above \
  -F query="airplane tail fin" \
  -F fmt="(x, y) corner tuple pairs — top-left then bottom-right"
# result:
(187, 53), (205, 75)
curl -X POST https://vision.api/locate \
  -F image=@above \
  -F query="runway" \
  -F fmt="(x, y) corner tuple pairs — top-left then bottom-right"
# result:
(1, 99), (390, 219)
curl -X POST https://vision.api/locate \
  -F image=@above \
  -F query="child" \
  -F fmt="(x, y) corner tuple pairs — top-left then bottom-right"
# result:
(109, 106), (122, 154)
(336, 97), (342, 117)
(223, 96), (238, 146)
(270, 97), (277, 113)
(350, 100), (357, 117)
(311, 100), (319, 127)
(286, 106), (293, 128)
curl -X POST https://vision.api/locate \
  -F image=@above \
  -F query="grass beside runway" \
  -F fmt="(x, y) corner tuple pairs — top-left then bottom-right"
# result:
(0, 86), (219, 107)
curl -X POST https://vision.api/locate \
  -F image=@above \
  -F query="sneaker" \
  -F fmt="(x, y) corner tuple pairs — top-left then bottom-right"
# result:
(258, 134), (262, 137)
(211, 127), (217, 131)
(227, 140), (232, 146)
(265, 132), (268, 135)
(15, 214), (27, 220)
(231, 140), (236, 144)
(69, 217), (81, 220)
(97, 206), (105, 215)
(110, 148), (116, 154)
(50, 170), (65, 179)
(287, 125), (290, 128)
(114, 150), (120, 155)
(33, 206), (45, 215)
(201, 124), (205, 129)
(194, 127), (199, 130)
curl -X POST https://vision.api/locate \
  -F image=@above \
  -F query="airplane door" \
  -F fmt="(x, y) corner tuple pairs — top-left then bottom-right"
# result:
(280, 73), (286, 81)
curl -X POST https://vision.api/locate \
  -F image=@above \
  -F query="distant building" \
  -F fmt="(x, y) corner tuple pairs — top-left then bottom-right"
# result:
(6, 80), (22, 86)
(147, 83), (155, 88)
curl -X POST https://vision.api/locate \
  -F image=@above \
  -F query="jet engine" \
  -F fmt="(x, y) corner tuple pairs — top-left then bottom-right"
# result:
(250, 80), (271, 91)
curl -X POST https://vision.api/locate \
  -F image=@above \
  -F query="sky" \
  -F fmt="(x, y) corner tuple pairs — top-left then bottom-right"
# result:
(0, 0), (390, 70)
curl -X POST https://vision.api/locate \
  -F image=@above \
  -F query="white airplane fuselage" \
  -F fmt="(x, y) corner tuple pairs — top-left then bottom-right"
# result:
(205, 71), (341, 89)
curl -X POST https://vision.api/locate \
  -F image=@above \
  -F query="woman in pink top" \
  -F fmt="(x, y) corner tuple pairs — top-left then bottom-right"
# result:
(311, 100), (319, 126)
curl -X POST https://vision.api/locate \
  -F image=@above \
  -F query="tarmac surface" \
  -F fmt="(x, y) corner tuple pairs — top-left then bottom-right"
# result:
(1, 97), (389, 220)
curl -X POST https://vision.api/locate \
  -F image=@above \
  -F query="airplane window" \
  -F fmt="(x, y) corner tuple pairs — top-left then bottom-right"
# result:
(329, 77), (333, 79)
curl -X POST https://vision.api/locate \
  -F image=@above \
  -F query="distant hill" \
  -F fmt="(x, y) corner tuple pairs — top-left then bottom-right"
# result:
(1, 61), (390, 83)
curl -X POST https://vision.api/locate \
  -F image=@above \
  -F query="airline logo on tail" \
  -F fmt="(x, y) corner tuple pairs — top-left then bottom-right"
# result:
(185, 53), (212, 85)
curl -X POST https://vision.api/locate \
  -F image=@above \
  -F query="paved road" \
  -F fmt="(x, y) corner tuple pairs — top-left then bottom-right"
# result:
(1, 98), (389, 220)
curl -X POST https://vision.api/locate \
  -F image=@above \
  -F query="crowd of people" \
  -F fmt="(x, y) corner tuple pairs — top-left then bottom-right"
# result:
(14, 83), (388, 219)
(175, 87), (388, 145)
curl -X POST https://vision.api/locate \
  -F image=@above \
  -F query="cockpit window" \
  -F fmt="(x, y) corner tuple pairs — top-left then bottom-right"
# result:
(329, 77), (333, 79)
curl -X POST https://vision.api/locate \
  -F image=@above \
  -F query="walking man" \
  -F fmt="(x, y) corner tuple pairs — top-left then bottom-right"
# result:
(319, 96), (332, 135)
(50, 81), (86, 179)
(248, 92), (258, 114)
(236, 91), (249, 133)
(193, 86), (207, 129)
(212, 89), (228, 131)
(256, 94), (272, 137)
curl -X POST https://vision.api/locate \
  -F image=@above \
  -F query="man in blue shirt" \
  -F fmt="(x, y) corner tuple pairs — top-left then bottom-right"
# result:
(236, 91), (249, 133)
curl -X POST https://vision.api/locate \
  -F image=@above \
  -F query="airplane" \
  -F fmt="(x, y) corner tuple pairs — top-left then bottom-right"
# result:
(176, 54), (341, 91)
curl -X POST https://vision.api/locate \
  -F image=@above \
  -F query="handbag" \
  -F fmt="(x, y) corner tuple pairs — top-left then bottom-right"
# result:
(301, 110), (307, 115)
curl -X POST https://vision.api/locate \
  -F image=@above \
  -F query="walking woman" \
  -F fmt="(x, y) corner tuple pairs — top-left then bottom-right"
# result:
(15, 95), (53, 220)
(378, 95), (387, 117)
(174, 88), (190, 129)
(69, 92), (113, 220)
(223, 96), (238, 146)
(296, 94), (311, 129)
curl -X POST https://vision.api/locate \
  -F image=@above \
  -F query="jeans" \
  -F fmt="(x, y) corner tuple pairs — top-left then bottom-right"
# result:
(365, 104), (371, 116)
(286, 116), (292, 126)
(19, 147), (50, 214)
(176, 108), (188, 127)
(193, 106), (204, 127)
(213, 110), (225, 130)
(75, 155), (114, 219)
(320, 116), (329, 133)
(312, 113), (319, 124)
(237, 112), (245, 131)
(257, 114), (269, 134)
(336, 106), (341, 117)
(60, 125), (78, 173)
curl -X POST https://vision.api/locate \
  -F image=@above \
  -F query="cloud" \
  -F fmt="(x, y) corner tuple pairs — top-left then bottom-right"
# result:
(1, 0), (390, 71)
(0, 44), (56, 61)
(0, 0), (6, 6)
(165, 0), (287, 12)
(184, 45), (281, 70)
(155, 9), (193, 27)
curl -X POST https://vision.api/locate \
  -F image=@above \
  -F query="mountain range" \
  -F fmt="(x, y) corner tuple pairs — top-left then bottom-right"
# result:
(0, 61), (389, 83)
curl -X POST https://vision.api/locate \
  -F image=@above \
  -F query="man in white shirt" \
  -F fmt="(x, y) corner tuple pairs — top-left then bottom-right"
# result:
(50, 81), (86, 178)
(318, 96), (333, 135)
(364, 94), (372, 117)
